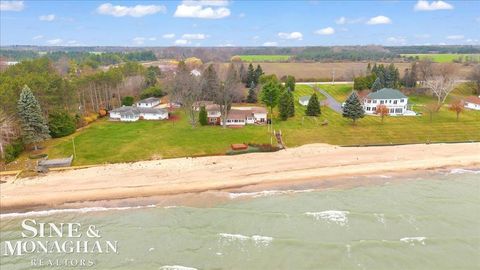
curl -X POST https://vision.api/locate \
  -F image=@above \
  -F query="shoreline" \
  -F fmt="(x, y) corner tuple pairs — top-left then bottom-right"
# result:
(1, 143), (479, 213)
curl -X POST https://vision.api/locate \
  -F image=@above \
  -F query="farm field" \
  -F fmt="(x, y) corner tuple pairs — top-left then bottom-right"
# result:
(9, 84), (478, 168)
(401, 53), (480, 63)
(237, 55), (292, 62)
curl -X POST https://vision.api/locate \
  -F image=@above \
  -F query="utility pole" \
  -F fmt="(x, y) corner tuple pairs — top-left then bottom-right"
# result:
(332, 68), (335, 85)
(72, 137), (76, 159)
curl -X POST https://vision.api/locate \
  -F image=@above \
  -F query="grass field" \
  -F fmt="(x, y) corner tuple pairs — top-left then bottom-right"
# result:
(7, 84), (480, 168)
(401, 54), (480, 63)
(237, 55), (292, 62)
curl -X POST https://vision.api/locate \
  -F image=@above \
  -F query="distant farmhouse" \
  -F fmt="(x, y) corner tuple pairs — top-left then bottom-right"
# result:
(361, 88), (415, 116)
(299, 96), (311, 106)
(136, 97), (160, 108)
(110, 97), (168, 122)
(464, 96), (480, 110)
(206, 105), (268, 126)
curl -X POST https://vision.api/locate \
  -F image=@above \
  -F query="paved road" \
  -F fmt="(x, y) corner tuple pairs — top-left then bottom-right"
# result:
(307, 84), (343, 113)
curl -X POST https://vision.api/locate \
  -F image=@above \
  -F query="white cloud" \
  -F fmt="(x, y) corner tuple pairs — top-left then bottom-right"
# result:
(39, 14), (55, 21)
(182, 33), (208, 40)
(96, 3), (166, 17)
(336, 16), (346, 25)
(277, 32), (303, 40)
(133, 37), (145, 45)
(262, 41), (278, 46)
(238, 12), (245, 18)
(32, 35), (43, 40)
(315, 27), (335, 35)
(446, 35), (464, 40)
(366, 15), (392, 25)
(0, 1), (24, 11)
(414, 1), (453, 11)
(148, 37), (156, 41)
(415, 34), (431, 39)
(47, 38), (63, 45)
(174, 0), (230, 19)
(162, 33), (176, 39)
(174, 39), (190, 45)
(386, 36), (407, 45)
(335, 16), (363, 25)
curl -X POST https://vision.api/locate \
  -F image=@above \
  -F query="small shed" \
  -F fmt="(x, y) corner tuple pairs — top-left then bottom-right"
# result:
(299, 96), (311, 106)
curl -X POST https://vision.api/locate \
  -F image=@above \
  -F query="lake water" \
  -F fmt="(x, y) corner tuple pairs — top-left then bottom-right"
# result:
(1, 169), (479, 269)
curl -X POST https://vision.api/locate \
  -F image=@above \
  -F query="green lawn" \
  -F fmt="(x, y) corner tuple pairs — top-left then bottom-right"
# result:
(13, 84), (480, 167)
(237, 55), (292, 62)
(401, 53), (480, 63)
(316, 84), (353, 102)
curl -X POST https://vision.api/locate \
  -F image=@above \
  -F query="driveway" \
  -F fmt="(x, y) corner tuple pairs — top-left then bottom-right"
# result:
(305, 84), (343, 113)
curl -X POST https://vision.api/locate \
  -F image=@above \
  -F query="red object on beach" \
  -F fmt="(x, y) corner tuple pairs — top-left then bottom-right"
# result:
(231, 144), (248, 150)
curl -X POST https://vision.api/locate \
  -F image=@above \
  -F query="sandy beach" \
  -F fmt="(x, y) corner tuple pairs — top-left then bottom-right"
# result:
(1, 143), (479, 212)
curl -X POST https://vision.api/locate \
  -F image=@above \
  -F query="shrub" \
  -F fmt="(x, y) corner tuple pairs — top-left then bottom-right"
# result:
(121, 96), (134, 106)
(140, 86), (164, 99)
(4, 139), (24, 163)
(48, 111), (76, 138)
(199, 106), (208, 126)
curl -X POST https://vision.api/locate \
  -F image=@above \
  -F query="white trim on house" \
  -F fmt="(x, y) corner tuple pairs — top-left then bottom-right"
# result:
(110, 106), (168, 122)
(136, 97), (161, 108)
(362, 88), (415, 116)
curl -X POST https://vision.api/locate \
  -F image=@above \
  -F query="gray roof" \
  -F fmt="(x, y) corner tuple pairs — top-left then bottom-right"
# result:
(367, 88), (407, 100)
(137, 97), (160, 104)
(299, 96), (311, 102)
(111, 106), (167, 116)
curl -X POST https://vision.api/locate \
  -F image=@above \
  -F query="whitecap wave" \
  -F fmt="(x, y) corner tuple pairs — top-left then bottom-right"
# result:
(448, 168), (480, 175)
(400, 237), (426, 246)
(0, 205), (157, 219)
(305, 210), (349, 226)
(218, 233), (273, 247)
(159, 265), (198, 270)
(228, 189), (314, 199)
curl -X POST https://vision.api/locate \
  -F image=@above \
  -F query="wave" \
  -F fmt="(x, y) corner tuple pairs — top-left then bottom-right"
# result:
(304, 210), (349, 226)
(0, 204), (157, 219)
(228, 189), (315, 199)
(218, 233), (273, 247)
(448, 168), (480, 175)
(400, 237), (427, 246)
(159, 266), (198, 270)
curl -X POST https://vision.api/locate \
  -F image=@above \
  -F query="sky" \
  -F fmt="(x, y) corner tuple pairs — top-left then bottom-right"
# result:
(0, 0), (479, 47)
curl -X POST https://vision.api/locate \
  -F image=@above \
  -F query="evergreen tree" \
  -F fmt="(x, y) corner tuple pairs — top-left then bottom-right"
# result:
(246, 63), (255, 87)
(200, 64), (220, 100)
(287, 90), (295, 117)
(371, 77), (383, 92)
(17, 85), (50, 150)
(199, 105), (208, 126)
(305, 93), (321, 116)
(254, 64), (264, 85)
(246, 82), (257, 103)
(278, 90), (290, 120)
(260, 80), (280, 114)
(342, 92), (365, 125)
(285, 75), (296, 91)
(121, 96), (134, 106)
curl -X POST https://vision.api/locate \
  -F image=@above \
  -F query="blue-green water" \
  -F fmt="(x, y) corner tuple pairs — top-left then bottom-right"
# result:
(1, 169), (479, 269)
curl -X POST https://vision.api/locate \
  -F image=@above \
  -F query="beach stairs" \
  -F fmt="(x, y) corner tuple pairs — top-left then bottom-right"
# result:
(274, 130), (286, 149)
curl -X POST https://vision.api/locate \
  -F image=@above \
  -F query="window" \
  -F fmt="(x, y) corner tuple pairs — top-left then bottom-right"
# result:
(380, 100), (384, 104)
(395, 108), (402, 113)
(393, 100), (397, 104)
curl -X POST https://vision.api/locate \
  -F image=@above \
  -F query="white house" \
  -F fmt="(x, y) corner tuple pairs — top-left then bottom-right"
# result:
(362, 88), (415, 116)
(205, 105), (267, 126)
(464, 96), (480, 110)
(299, 96), (311, 106)
(110, 106), (168, 122)
(136, 97), (161, 108)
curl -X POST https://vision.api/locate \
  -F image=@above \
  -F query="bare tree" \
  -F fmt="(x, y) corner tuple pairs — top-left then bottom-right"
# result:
(416, 58), (433, 85)
(0, 110), (18, 160)
(469, 64), (480, 95)
(169, 61), (202, 127)
(425, 63), (457, 109)
(215, 63), (243, 128)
